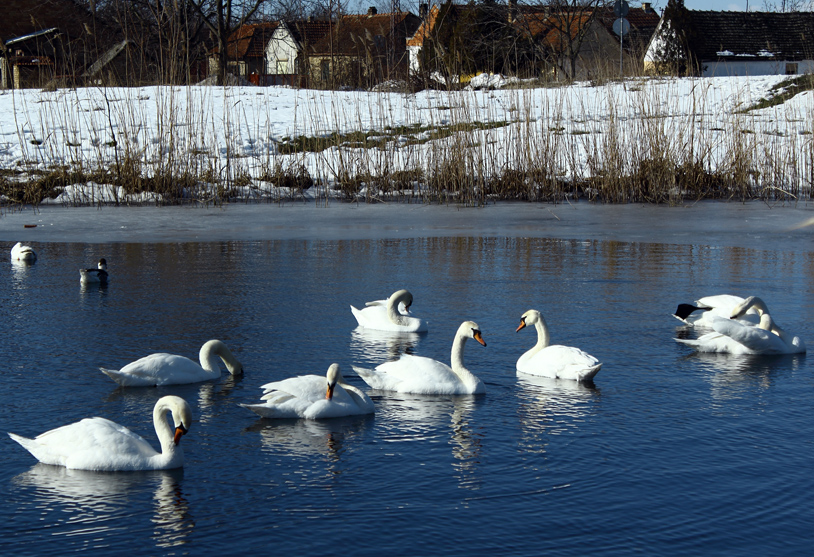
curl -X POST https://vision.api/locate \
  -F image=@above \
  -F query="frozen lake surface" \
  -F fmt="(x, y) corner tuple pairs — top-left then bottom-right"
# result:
(1, 201), (813, 555)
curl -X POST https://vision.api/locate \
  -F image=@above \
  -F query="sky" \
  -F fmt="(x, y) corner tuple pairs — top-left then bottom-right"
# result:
(366, 1), (787, 18)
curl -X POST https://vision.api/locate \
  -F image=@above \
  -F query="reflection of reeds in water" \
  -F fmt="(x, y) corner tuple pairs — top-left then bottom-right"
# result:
(515, 372), (600, 456)
(12, 464), (193, 550)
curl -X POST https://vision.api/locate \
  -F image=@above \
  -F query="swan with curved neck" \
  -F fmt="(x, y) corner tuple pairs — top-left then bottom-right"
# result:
(11, 242), (36, 262)
(675, 296), (805, 354)
(516, 309), (601, 381)
(673, 294), (759, 329)
(80, 258), (108, 284)
(241, 363), (374, 419)
(8, 396), (193, 471)
(100, 340), (243, 386)
(352, 321), (486, 394)
(350, 289), (428, 333)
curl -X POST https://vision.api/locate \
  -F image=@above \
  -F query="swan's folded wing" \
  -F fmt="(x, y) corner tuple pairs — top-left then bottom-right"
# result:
(712, 319), (786, 353)
(100, 367), (158, 387)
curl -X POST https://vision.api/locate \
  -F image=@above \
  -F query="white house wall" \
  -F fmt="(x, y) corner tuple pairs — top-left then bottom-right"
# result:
(266, 27), (300, 74)
(701, 59), (814, 77)
(408, 45), (421, 74)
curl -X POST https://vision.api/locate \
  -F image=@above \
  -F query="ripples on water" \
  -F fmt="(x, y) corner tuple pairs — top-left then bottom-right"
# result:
(2, 236), (814, 554)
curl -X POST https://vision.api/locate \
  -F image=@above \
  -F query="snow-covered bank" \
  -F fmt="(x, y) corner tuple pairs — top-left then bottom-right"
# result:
(0, 75), (811, 204)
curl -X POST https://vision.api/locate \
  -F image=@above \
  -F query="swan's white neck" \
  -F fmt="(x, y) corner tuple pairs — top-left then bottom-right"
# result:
(199, 340), (242, 375)
(153, 400), (181, 457)
(736, 297), (804, 349)
(450, 332), (480, 389)
(533, 316), (551, 352)
(387, 292), (411, 327)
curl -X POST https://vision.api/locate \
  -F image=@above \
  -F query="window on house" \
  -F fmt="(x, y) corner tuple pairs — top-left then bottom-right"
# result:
(786, 63), (798, 75)
(321, 60), (330, 81)
(276, 59), (288, 74)
(228, 61), (247, 76)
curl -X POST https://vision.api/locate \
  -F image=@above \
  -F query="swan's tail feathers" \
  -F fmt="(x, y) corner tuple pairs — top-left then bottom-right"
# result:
(351, 365), (385, 389)
(674, 338), (701, 349)
(239, 402), (282, 419)
(580, 363), (602, 382)
(674, 303), (707, 322)
(8, 432), (37, 457)
(99, 367), (129, 386)
(350, 305), (365, 326)
(99, 367), (155, 387)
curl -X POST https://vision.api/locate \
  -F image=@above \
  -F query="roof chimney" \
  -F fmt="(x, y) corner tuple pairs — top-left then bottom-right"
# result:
(367, 6), (377, 16)
(642, 2), (652, 11)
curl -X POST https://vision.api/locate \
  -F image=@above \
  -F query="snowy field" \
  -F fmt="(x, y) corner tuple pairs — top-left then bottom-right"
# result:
(0, 74), (811, 204)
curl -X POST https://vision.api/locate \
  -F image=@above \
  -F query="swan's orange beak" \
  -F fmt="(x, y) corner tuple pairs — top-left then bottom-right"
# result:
(516, 319), (526, 333)
(326, 384), (335, 400)
(474, 330), (487, 346)
(173, 424), (188, 445)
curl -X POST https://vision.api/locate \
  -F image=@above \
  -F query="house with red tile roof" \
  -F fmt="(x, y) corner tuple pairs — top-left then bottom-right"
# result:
(407, 2), (659, 81)
(304, 8), (421, 88)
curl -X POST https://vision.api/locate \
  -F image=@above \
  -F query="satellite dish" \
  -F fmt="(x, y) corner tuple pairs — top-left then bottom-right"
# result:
(613, 18), (630, 37)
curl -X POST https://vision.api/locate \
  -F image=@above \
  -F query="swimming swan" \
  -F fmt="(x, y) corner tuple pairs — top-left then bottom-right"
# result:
(100, 339), (243, 387)
(352, 321), (486, 394)
(675, 296), (805, 354)
(8, 395), (193, 471)
(240, 363), (374, 419)
(80, 258), (108, 284)
(350, 289), (428, 333)
(11, 242), (36, 262)
(515, 309), (602, 382)
(673, 294), (759, 329)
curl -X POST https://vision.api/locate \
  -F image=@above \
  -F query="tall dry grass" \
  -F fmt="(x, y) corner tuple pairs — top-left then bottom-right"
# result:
(1, 75), (813, 208)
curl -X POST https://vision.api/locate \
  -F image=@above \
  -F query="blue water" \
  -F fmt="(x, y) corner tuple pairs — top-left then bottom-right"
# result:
(2, 204), (814, 555)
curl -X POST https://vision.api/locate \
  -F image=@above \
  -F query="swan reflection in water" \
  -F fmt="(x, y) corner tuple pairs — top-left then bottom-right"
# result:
(247, 414), (374, 462)
(10, 258), (34, 288)
(515, 372), (601, 455)
(12, 464), (193, 550)
(375, 392), (485, 491)
(348, 327), (422, 364)
(197, 373), (243, 424)
(685, 352), (806, 400)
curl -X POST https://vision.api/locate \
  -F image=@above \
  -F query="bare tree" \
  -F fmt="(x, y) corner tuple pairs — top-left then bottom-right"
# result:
(514, 0), (606, 81)
(761, 0), (812, 12)
(186, 0), (268, 85)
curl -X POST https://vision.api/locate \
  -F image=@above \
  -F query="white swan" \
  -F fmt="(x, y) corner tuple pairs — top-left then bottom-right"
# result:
(240, 363), (374, 419)
(350, 289), (428, 333)
(515, 309), (602, 382)
(352, 321), (486, 394)
(11, 242), (36, 262)
(8, 395), (193, 471)
(100, 339), (243, 386)
(673, 294), (759, 328)
(675, 296), (806, 354)
(80, 258), (108, 284)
